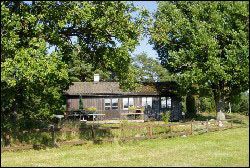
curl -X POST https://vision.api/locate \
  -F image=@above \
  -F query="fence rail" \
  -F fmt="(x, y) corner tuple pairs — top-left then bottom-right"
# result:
(1, 119), (247, 152)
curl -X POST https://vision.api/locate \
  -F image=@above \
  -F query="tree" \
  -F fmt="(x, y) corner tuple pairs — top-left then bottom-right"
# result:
(1, 2), (69, 134)
(150, 2), (249, 120)
(1, 1), (148, 145)
(132, 52), (172, 82)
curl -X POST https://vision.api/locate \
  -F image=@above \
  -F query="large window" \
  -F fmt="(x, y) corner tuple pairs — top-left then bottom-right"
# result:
(167, 97), (171, 108)
(104, 98), (119, 110)
(112, 98), (118, 109)
(104, 99), (111, 110)
(142, 97), (152, 108)
(123, 98), (134, 110)
(161, 97), (166, 108)
(161, 97), (171, 109)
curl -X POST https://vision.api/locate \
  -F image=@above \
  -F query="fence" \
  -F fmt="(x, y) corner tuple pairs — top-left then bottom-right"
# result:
(1, 119), (247, 152)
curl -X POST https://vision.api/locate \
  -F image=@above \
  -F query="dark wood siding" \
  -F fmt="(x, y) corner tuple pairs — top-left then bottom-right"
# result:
(65, 95), (182, 121)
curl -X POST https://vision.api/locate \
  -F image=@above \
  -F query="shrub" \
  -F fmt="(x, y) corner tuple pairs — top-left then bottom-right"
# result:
(85, 107), (97, 113)
(186, 94), (196, 118)
(128, 106), (137, 111)
(161, 111), (171, 124)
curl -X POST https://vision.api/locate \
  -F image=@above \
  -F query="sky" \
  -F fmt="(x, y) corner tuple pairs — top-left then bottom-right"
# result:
(132, 1), (158, 59)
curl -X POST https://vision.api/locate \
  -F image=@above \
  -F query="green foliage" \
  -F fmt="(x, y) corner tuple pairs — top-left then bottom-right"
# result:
(150, 2), (249, 114)
(85, 107), (97, 112)
(79, 96), (83, 110)
(186, 94), (196, 118)
(200, 97), (216, 113)
(128, 106), (137, 111)
(132, 52), (172, 82)
(2, 127), (249, 167)
(229, 91), (249, 114)
(1, 1), (148, 133)
(161, 111), (171, 124)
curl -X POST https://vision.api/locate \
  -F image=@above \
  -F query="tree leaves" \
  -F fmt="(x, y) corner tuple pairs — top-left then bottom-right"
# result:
(150, 1), (249, 97)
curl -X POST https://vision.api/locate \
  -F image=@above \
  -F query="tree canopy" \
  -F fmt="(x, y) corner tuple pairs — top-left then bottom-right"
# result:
(1, 1), (148, 131)
(150, 1), (249, 119)
(132, 52), (172, 82)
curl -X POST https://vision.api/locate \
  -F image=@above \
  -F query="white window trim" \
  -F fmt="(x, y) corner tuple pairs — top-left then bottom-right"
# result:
(167, 97), (171, 108)
(111, 98), (118, 109)
(123, 98), (134, 110)
(104, 98), (111, 110)
(142, 97), (152, 108)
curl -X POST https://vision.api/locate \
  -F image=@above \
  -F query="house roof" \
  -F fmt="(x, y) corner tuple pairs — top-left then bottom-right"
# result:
(63, 82), (179, 96)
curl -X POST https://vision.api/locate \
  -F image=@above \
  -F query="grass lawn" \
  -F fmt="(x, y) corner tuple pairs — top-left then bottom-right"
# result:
(1, 127), (249, 167)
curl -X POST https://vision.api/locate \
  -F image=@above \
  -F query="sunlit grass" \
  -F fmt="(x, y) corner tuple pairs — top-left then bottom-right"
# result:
(1, 127), (249, 167)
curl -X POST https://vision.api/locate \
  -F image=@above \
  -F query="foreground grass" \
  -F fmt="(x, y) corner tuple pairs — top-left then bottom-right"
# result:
(1, 127), (249, 167)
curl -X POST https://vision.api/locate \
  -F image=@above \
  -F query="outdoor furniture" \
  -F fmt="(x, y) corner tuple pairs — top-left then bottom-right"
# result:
(121, 113), (144, 120)
(67, 110), (87, 121)
(87, 113), (105, 121)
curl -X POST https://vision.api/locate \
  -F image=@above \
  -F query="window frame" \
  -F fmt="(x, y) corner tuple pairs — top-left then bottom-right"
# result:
(167, 97), (171, 109)
(111, 98), (118, 109)
(104, 98), (111, 110)
(161, 97), (167, 109)
(123, 97), (134, 110)
(142, 97), (152, 108)
(104, 98), (119, 110)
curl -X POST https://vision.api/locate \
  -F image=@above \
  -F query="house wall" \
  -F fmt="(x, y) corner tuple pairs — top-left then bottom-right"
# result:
(65, 95), (182, 121)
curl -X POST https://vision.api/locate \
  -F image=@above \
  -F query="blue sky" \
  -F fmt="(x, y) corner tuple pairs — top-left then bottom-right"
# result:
(132, 1), (158, 59)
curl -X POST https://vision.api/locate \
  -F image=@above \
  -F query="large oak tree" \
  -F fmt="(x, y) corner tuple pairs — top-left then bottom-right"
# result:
(1, 1), (148, 142)
(150, 1), (249, 120)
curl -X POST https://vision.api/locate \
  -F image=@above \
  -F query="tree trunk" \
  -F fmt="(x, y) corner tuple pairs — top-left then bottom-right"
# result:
(213, 90), (226, 121)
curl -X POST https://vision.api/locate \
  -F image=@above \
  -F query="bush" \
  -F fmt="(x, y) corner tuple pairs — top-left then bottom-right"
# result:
(161, 111), (171, 124)
(128, 106), (137, 111)
(229, 92), (249, 114)
(186, 94), (196, 118)
(200, 97), (216, 113)
(85, 107), (97, 113)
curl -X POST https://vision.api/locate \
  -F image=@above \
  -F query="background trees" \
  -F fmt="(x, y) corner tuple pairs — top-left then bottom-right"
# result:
(132, 52), (172, 82)
(150, 1), (249, 120)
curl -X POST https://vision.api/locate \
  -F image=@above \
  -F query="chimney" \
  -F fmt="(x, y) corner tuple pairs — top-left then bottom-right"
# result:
(94, 74), (100, 83)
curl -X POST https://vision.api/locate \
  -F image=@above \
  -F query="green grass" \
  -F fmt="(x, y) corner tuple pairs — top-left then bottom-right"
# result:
(1, 127), (249, 167)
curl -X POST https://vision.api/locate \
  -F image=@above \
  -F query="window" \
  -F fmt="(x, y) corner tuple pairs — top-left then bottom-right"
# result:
(142, 97), (152, 108)
(142, 97), (147, 107)
(112, 98), (118, 109)
(129, 98), (134, 107)
(167, 97), (171, 108)
(147, 97), (152, 108)
(104, 99), (111, 110)
(105, 98), (119, 110)
(123, 98), (134, 109)
(161, 97), (166, 108)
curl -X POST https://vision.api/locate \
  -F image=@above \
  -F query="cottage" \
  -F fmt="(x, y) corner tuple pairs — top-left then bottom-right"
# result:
(64, 75), (182, 121)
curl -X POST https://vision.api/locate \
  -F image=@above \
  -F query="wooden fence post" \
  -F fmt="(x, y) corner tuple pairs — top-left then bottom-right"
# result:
(120, 123), (124, 141)
(190, 121), (193, 135)
(206, 119), (209, 132)
(147, 125), (153, 139)
(150, 125), (153, 138)
(50, 125), (56, 147)
(91, 124), (95, 141)
(170, 125), (172, 137)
